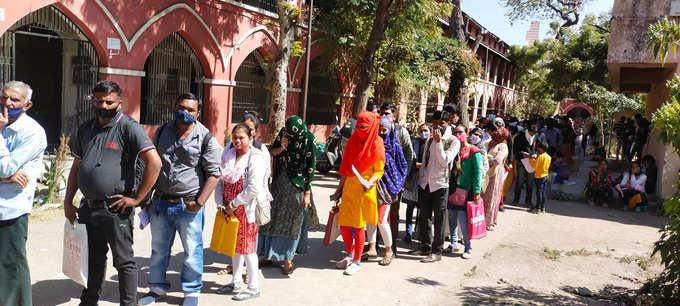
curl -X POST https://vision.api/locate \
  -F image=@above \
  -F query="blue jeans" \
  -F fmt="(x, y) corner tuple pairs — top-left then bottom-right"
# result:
(448, 208), (471, 252)
(534, 177), (548, 210)
(149, 199), (205, 293)
(514, 163), (534, 205)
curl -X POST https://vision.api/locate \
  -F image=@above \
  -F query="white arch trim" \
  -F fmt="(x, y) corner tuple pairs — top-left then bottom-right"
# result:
(94, 0), (227, 71)
(225, 25), (277, 70)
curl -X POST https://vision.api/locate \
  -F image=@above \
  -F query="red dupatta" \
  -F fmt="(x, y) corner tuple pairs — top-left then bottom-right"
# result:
(338, 111), (385, 176)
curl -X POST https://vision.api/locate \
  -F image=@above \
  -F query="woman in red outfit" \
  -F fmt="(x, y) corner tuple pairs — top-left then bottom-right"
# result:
(215, 123), (270, 301)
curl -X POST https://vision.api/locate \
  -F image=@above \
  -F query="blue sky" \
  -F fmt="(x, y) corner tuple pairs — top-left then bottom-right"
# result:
(461, 0), (615, 46)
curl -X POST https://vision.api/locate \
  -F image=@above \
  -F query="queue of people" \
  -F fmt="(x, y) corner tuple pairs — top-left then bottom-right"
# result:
(0, 78), (658, 306)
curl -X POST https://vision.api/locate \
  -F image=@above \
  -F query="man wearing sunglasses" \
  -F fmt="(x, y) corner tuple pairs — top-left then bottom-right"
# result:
(378, 104), (414, 256)
(0, 81), (47, 306)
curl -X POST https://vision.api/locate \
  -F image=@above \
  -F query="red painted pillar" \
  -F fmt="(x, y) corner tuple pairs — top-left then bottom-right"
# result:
(202, 83), (232, 145)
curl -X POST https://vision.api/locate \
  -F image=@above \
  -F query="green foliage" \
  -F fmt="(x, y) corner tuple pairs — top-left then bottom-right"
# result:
(316, 0), (477, 119)
(547, 14), (611, 100)
(502, 0), (590, 33)
(648, 17), (680, 66)
(41, 134), (70, 204)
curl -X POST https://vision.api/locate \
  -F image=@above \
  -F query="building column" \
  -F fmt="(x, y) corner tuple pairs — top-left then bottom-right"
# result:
(100, 67), (145, 122)
(436, 92), (444, 111)
(471, 94), (481, 124)
(202, 79), (233, 145)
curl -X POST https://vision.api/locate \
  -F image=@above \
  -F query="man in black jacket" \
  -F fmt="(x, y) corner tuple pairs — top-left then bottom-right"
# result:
(512, 124), (538, 207)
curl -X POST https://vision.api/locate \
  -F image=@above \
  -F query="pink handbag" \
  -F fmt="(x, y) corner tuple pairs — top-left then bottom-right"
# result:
(467, 199), (487, 240)
(448, 188), (468, 206)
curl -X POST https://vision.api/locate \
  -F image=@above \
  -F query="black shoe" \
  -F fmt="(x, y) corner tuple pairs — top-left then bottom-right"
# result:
(403, 233), (412, 243)
(407, 248), (431, 256)
(499, 207), (505, 212)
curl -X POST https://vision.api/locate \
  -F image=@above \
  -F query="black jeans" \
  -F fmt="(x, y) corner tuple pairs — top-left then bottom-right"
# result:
(534, 177), (548, 210)
(389, 192), (402, 255)
(514, 163), (534, 205)
(0, 214), (31, 306)
(78, 207), (137, 306)
(417, 186), (447, 255)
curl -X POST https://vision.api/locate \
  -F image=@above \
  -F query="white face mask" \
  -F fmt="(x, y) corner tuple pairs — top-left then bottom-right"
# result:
(421, 131), (430, 139)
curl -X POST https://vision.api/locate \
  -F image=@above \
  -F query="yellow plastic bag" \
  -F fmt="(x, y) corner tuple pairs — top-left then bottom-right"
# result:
(210, 212), (239, 257)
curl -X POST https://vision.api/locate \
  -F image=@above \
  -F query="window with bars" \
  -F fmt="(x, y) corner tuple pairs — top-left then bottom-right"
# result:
(303, 58), (339, 125)
(232, 52), (270, 123)
(141, 32), (204, 125)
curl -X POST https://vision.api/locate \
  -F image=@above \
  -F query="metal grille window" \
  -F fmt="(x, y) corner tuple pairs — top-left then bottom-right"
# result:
(141, 33), (204, 125)
(232, 52), (270, 123)
(0, 5), (99, 147)
(303, 58), (339, 125)
(239, 0), (277, 13)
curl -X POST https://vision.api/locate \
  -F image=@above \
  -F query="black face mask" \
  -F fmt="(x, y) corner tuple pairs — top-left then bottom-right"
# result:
(96, 107), (118, 118)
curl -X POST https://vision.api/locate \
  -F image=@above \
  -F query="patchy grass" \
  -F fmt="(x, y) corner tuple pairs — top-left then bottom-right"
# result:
(464, 266), (478, 278)
(564, 248), (608, 257)
(543, 247), (561, 261)
(619, 255), (656, 271)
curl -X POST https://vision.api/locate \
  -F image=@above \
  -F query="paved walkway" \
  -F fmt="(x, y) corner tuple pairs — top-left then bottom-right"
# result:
(26, 169), (664, 305)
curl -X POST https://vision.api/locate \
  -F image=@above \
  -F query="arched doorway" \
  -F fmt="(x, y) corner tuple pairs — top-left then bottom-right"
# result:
(232, 51), (270, 123)
(303, 57), (339, 125)
(0, 5), (100, 147)
(141, 32), (204, 125)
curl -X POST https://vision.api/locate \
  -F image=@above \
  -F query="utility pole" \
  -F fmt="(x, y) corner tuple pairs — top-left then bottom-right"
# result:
(301, 0), (313, 120)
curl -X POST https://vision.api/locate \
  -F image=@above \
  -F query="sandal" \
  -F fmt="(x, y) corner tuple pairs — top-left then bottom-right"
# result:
(217, 265), (233, 275)
(379, 253), (394, 266)
(281, 262), (295, 275)
(360, 252), (378, 262)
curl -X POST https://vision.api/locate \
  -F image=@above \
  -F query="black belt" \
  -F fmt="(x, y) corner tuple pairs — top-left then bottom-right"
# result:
(82, 198), (109, 209)
(159, 194), (197, 204)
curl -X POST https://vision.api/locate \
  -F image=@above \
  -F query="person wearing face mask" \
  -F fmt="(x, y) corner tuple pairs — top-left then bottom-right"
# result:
(64, 80), (162, 306)
(408, 110), (460, 263)
(0, 81), (47, 306)
(481, 121), (509, 230)
(403, 123), (430, 242)
(365, 116), (408, 266)
(258, 116), (316, 275)
(379, 104), (414, 256)
(138, 93), (223, 306)
(331, 111), (384, 275)
(512, 124), (538, 207)
(213, 124), (269, 301)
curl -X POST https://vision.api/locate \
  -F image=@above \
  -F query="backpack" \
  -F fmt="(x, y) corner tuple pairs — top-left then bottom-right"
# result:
(134, 123), (214, 208)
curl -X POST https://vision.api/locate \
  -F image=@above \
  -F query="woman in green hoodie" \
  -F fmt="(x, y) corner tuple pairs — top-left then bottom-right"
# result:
(445, 125), (484, 259)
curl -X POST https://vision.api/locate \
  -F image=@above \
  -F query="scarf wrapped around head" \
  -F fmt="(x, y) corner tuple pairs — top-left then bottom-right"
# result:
(339, 111), (385, 177)
(377, 117), (408, 201)
(272, 116), (316, 191)
(489, 127), (510, 150)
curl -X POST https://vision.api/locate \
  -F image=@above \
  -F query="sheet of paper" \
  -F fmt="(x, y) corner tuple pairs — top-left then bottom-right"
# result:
(521, 158), (535, 173)
(352, 165), (371, 189)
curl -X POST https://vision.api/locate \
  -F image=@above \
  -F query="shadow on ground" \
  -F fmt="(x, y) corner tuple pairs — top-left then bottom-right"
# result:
(459, 285), (596, 305)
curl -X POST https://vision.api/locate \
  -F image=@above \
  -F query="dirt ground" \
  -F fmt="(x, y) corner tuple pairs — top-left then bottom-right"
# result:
(26, 172), (666, 305)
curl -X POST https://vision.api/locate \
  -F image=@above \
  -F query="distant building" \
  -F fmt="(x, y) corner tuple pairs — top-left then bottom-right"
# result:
(525, 21), (540, 45)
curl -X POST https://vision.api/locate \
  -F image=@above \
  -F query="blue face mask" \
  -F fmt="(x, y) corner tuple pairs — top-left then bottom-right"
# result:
(174, 110), (196, 125)
(3, 106), (24, 119)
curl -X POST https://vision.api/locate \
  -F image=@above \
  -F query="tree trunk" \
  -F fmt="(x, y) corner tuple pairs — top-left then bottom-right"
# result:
(445, 0), (470, 127)
(352, 0), (393, 116)
(268, 1), (297, 140)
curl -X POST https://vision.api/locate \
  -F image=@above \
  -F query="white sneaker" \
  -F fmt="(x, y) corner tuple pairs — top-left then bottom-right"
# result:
(451, 242), (461, 252)
(343, 262), (361, 275)
(336, 256), (352, 269)
(462, 251), (472, 259)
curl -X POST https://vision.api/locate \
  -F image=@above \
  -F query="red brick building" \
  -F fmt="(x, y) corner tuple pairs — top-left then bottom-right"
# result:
(0, 0), (346, 146)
